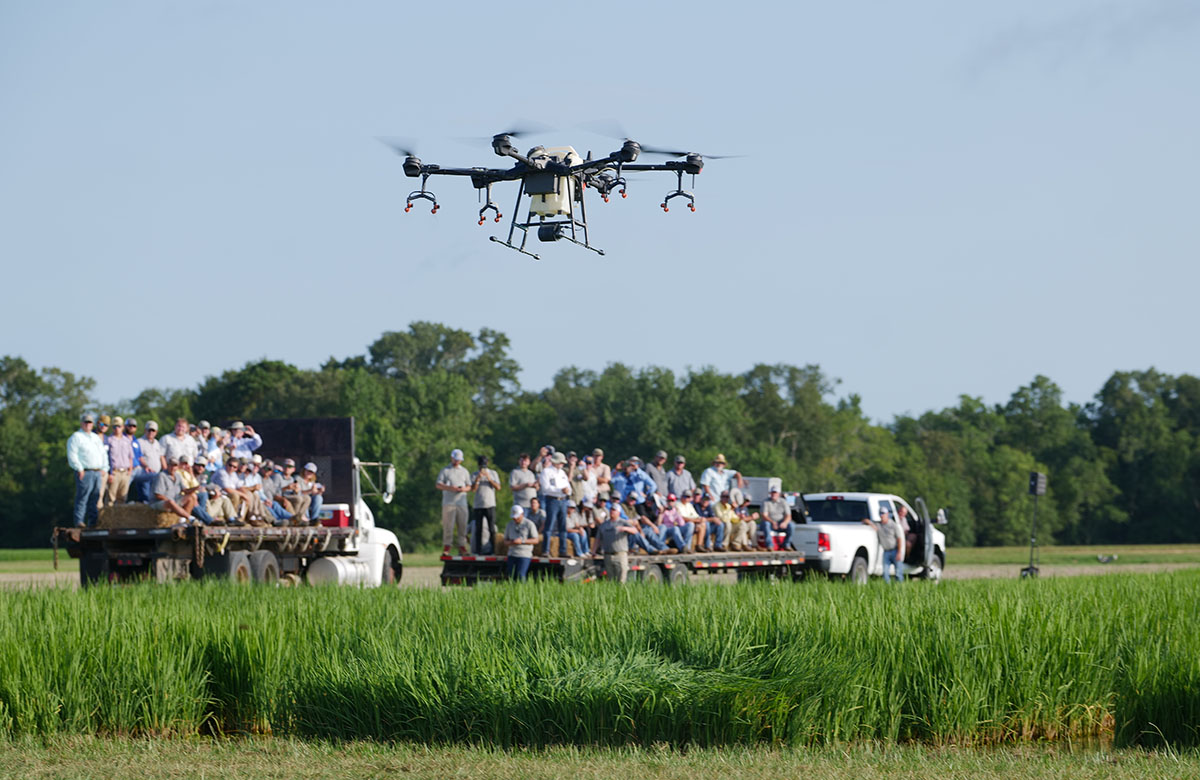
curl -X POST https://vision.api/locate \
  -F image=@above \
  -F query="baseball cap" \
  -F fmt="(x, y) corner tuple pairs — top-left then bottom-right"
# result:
(198, 420), (210, 429)
(592, 448), (603, 457)
(567, 500), (577, 508)
(674, 455), (686, 463)
(303, 462), (317, 473)
(551, 452), (567, 464)
(511, 505), (525, 518)
(166, 455), (180, 465)
(582, 497), (594, 507)
(146, 421), (158, 431)
(125, 418), (138, 426)
(98, 414), (111, 426)
(879, 506), (890, 515)
(81, 413), (95, 423)
(769, 486), (780, 493)
(252, 454), (262, 465)
(655, 450), (667, 459)
(112, 416), (125, 427)
(179, 455), (192, 466)
(196, 456), (208, 465)
(625, 493), (638, 503)
(450, 448), (464, 461)
(283, 458), (296, 467)
(667, 493), (677, 502)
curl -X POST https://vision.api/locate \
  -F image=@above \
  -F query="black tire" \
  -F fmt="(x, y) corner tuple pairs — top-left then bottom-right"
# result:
(848, 555), (869, 585)
(383, 547), (402, 585)
(204, 551), (253, 584)
(922, 552), (945, 582)
(666, 565), (690, 586)
(248, 550), (280, 584)
(640, 564), (665, 584)
(80, 553), (108, 588)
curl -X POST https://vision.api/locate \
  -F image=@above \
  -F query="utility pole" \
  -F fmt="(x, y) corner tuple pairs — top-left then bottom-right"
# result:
(1021, 471), (1047, 578)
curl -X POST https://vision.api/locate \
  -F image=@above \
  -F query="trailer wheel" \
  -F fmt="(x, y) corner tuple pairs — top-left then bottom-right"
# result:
(848, 555), (869, 585)
(205, 551), (253, 584)
(384, 547), (402, 585)
(80, 553), (108, 588)
(640, 564), (665, 584)
(666, 565), (690, 586)
(248, 550), (280, 584)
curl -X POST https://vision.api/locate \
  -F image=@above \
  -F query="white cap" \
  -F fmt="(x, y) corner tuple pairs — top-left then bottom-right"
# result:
(303, 462), (317, 473)
(252, 454), (263, 464)
(450, 448), (464, 461)
(511, 505), (525, 518)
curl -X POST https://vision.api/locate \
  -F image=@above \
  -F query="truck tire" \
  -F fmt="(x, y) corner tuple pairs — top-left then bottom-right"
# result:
(848, 555), (869, 585)
(204, 551), (253, 584)
(248, 550), (280, 584)
(640, 564), (665, 584)
(666, 565), (690, 586)
(384, 547), (402, 585)
(922, 551), (944, 582)
(80, 553), (108, 588)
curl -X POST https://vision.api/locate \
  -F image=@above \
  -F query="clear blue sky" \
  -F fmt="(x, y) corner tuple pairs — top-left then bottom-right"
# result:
(2, 1), (1197, 421)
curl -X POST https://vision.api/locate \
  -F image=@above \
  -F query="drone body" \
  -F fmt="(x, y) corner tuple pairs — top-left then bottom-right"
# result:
(383, 132), (726, 260)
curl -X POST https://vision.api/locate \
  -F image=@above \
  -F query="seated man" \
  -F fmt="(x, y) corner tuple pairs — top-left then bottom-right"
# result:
(177, 455), (215, 525)
(759, 486), (796, 551)
(624, 493), (667, 554)
(563, 500), (590, 557)
(656, 494), (694, 553)
(210, 456), (254, 523)
(150, 456), (195, 521)
(677, 492), (704, 551)
(203, 484), (238, 525)
(730, 495), (760, 551)
(696, 494), (725, 551)
(298, 462), (325, 523)
(713, 491), (738, 551)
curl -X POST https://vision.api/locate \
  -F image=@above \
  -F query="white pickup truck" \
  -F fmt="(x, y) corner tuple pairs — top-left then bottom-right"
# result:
(790, 492), (946, 583)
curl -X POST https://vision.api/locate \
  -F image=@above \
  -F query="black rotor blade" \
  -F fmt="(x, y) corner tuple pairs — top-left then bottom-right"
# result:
(455, 120), (554, 145)
(376, 137), (417, 156)
(640, 145), (743, 159)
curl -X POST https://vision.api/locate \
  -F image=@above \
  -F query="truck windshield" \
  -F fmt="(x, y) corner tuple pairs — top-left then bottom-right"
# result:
(805, 499), (870, 523)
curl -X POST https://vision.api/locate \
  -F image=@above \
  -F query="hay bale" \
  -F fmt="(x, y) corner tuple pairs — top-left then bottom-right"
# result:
(493, 531), (508, 556)
(98, 503), (179, 529)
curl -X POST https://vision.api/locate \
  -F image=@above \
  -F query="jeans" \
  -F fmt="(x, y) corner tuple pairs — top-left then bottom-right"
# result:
(543, 497), (568, 557)
(73, 471), (104, 527)
(759, 521), (797, 550)
(267, 500), (291, 525)
(883, 548), (904, 583)
(130, 470), (156, 503)
(191, 490), (215, 525)
(705, 520), (726, 550)
(565, 530), (589, 556)
(662, 524), (693, 551)
(630, 528), (667, 553)
(308, 494), (323, 522)
(506, 555), (532, 581)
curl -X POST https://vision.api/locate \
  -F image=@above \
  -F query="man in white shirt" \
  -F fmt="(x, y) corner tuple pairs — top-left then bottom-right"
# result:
(131, 420), (166, 503)
(66, 413), (109, 527)
(161, 418), (199, 466)
(538, 451), (571, 557)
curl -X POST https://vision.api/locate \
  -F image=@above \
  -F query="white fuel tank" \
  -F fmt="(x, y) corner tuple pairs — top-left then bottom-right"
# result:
(306, 556), (372, 586)
(528, 146), (581, 218)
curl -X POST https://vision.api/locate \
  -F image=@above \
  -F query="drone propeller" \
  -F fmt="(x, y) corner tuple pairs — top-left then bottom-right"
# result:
(456, 120), (554, 146)
(376, 137), (419, 157)
(640, 145), (742, 160)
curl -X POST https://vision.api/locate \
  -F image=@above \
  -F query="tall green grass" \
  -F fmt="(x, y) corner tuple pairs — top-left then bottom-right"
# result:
(0, 573), (1196, 747)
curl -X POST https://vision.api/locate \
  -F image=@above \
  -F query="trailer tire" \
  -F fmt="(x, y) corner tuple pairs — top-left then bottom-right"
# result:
(248, 550), (280, 584)
(848, 555), (869, 585)
(384, 546), (402, 585)
(205, 551), (253, 584)
(640, 564), (665, 584)
(80, 553), (108, 588)
(666, 565), (690, 586)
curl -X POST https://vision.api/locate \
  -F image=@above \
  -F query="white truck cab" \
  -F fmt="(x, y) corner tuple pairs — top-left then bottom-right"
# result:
(793, 492), (946, 583)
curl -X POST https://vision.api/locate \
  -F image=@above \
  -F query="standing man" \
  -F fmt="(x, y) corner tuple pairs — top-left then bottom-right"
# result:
(436, 449), (471, 553)
(509, 453), (538, 512)
(863, 507), (904, 583)
(700, 454), (743, 501)
(645, 450), (670, 497)
(227, 421), (262, 461)
(67, 413), (109, 528)
(665, 455), (697, 500)
(470, 455), (500, 555)
(503, 505), (540, 581)
(104, 415), (134, 506)
(592, 448), (612, 502)
(162, 418), (199, 466)
(131, 420), (165, 503)
(538, 451), (571, 558)
(597, 505), (640, 584)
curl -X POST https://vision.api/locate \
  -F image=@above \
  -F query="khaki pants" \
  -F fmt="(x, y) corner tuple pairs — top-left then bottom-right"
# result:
(442, 505), (469, 549)
(604, 551), (629, 584)
(207, 494), (237, 523)
(729, 521), (752, 550)
(280, 493), (311, 525)
(104, 470), (131, 507)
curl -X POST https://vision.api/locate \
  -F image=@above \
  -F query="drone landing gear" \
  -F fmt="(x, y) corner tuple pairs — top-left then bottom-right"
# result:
(661, 170), (696, 212)
(405, 174), (438, 214)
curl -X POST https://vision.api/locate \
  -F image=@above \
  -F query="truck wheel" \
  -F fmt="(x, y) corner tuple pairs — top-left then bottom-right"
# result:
(666, 565), (690, 586)
(922, 552), (944, 582)
(848, 555), (869, 585)
(80, 553), (108, 588)
(640, 564), (665, 584)
(384, 547), (402, 585)
(248, 550), (280, 584)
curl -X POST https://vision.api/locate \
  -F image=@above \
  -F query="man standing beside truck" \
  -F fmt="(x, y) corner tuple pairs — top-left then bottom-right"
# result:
(67, 413), (109, 528)
(503, 504), (540, 581)
(598, 505), (639, 584)
(862, 507), (904, 583)
(437, 449), (471, 553)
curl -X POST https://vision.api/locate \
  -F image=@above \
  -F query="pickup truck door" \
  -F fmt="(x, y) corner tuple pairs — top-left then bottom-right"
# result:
(874, 498), (895, 575)
(914, 497), (934, 570)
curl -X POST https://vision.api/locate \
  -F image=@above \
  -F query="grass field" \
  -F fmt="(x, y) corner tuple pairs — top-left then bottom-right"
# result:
(0, 573), (1197, 748)
(2, 737), (1198, 779)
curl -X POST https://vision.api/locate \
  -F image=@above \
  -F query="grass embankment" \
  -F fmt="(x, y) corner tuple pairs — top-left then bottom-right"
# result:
(1, 573), (1198, 748)
(2, 737), (1197, 780)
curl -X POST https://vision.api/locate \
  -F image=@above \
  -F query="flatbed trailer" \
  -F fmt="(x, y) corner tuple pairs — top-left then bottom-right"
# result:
(440, 550), (806, 585)
(52, 523), (385, 586)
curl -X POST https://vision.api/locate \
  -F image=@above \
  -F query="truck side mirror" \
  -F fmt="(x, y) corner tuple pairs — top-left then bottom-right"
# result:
(936, 508), (948, 525)
(383, 465), (396, 505)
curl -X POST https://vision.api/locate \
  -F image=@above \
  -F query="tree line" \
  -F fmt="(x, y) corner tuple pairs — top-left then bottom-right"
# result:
(2, 322), (1197, 549)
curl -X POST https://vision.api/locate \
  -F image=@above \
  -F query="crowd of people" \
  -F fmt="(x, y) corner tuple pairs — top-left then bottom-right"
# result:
(437, 446), (800, 582)
(66, 413), (325, 529)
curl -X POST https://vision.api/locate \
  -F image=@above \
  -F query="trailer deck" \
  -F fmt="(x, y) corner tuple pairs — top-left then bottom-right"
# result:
(440, 550), (805, 585)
